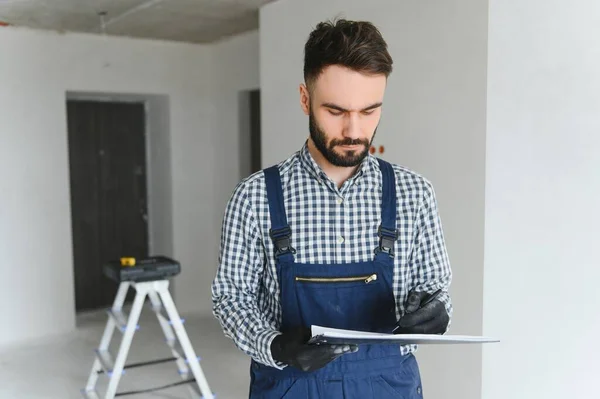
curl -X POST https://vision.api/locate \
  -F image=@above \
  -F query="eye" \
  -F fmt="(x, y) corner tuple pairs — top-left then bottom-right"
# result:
(362, 110), (376, 115)
(328, 110), (343, 116)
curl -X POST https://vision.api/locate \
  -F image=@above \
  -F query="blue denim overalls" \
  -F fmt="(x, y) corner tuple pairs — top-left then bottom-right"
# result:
(249, 158), (423, 398)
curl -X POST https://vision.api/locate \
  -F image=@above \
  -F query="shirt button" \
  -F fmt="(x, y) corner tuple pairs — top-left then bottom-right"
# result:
(417, 386), (422, 395)
(337, 236), (345, 244)
(336, 197), (343, 205)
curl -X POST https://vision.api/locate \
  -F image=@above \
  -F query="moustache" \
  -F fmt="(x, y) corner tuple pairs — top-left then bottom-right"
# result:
(330, 138), (369, 147)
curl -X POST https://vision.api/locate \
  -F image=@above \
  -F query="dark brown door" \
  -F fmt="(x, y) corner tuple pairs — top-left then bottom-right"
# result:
(67, 99), (149, 312)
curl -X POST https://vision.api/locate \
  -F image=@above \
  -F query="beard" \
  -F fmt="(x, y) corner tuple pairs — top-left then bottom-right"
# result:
(309, 109), (376, 167)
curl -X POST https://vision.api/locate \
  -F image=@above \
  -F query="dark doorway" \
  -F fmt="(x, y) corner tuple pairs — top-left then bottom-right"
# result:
(67, 99), (149, 312)
(249, 89), (261, 174)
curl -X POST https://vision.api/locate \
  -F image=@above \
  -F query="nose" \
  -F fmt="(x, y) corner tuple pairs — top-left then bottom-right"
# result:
(342, 112), (361, 140)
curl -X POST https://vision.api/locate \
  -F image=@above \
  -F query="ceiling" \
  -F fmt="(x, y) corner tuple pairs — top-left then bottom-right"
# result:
(0, 0), (274, 43)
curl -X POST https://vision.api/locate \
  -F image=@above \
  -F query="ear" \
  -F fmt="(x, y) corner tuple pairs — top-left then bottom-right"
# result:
(299, 83), (310, 115)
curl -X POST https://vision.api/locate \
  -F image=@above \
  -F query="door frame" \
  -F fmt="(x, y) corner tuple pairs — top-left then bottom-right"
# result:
(65, 91), (175, 315)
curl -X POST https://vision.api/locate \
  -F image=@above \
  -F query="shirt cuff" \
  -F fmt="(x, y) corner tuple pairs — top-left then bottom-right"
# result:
(256, 329), (286, 369)
(436, 291), (453, 333)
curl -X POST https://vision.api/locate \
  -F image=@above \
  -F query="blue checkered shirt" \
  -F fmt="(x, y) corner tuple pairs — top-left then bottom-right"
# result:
(211, 142), (453, 369)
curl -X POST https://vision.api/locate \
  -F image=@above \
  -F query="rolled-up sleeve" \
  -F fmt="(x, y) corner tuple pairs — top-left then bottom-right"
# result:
(211, 182), (284, 368)
(411, 181), (453, 330)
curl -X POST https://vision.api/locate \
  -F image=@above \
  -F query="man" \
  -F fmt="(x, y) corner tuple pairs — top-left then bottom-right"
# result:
(212, 18), (452, 399)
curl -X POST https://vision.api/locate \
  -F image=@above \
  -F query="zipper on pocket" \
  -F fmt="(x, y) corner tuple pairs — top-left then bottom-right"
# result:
(295, 273), (377, 284)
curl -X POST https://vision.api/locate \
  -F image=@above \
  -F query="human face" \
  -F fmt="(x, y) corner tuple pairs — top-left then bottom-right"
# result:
(300, 65), (387, 167)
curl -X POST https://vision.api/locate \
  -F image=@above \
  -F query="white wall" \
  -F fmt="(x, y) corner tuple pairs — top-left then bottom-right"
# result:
(260, 1), (488, 398)
(482, 1), (600, 398)
(188, 30), (260, 316)
(211, 30), (260, 188)
(0, 26), (260, 348)
(145, 95), (174, 259)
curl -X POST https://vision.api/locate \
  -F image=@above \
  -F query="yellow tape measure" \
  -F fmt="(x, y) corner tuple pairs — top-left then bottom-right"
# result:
(120, 257), (136, 267)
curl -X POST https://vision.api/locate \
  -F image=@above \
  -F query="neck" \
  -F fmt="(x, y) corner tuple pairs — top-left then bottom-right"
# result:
(307, 138), (360, 188)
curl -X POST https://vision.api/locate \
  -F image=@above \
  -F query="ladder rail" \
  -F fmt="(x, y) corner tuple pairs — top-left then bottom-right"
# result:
(156, 281), (215, 399)
(85, 281), (130, 392)
(147, 289), (189, 374)
(104, 285), (148, 398)
(101, 282), (130, 349)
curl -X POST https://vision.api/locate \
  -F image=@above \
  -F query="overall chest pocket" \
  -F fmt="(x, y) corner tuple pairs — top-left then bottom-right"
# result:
(292, 269), (395, 332)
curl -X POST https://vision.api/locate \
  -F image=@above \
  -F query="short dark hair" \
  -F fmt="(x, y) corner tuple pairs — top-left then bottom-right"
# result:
(303, 18), (393, 90)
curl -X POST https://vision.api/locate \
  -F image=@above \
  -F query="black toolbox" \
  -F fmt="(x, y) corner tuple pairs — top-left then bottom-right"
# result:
(103, 255), (181, 283)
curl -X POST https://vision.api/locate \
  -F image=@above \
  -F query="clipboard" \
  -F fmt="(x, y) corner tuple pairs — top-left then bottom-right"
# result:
(307, 325), (500, 345)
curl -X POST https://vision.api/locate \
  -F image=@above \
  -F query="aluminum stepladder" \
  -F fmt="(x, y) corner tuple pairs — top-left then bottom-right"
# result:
(81, 279), (215, 399)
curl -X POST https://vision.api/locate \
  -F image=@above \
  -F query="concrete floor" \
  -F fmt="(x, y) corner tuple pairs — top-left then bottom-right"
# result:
(0, 308), (251, 399)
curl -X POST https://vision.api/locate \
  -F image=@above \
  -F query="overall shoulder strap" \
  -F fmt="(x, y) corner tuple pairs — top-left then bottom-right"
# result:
(263, 165), (295, 260)
(375, 158), (398, 259)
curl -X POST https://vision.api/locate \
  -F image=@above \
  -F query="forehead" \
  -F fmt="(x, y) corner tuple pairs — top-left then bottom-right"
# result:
(311, 65), (387, 109)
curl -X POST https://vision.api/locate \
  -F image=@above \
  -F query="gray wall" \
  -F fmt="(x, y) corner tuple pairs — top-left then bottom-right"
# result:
(260, 1), (488, 398)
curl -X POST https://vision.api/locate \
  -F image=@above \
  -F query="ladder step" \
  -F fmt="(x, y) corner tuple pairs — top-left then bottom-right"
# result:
(95, 349), (125, 376)
(106, 308), (140, 333)
(80, 388), (100, 399)
(152, 304), (185, 325)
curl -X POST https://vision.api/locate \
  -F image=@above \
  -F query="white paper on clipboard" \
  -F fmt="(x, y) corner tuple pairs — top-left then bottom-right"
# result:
(308, 325), (500, 345)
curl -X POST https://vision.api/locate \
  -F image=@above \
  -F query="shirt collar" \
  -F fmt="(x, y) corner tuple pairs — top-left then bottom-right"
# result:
(299, 140), (377, 185)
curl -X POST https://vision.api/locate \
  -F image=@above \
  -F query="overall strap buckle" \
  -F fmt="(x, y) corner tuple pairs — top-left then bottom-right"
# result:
(375, 225), (398, 257)
(269, 227), (296, 257)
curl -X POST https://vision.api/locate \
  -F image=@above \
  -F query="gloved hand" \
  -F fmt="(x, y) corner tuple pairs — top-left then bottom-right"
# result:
(271, 326), (358, 372)
(393, 289), (449, 334)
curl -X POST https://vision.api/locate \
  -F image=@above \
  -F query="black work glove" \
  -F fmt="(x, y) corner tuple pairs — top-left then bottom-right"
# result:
(393, 289), (449, 334)
(271, 326), (358, 372)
